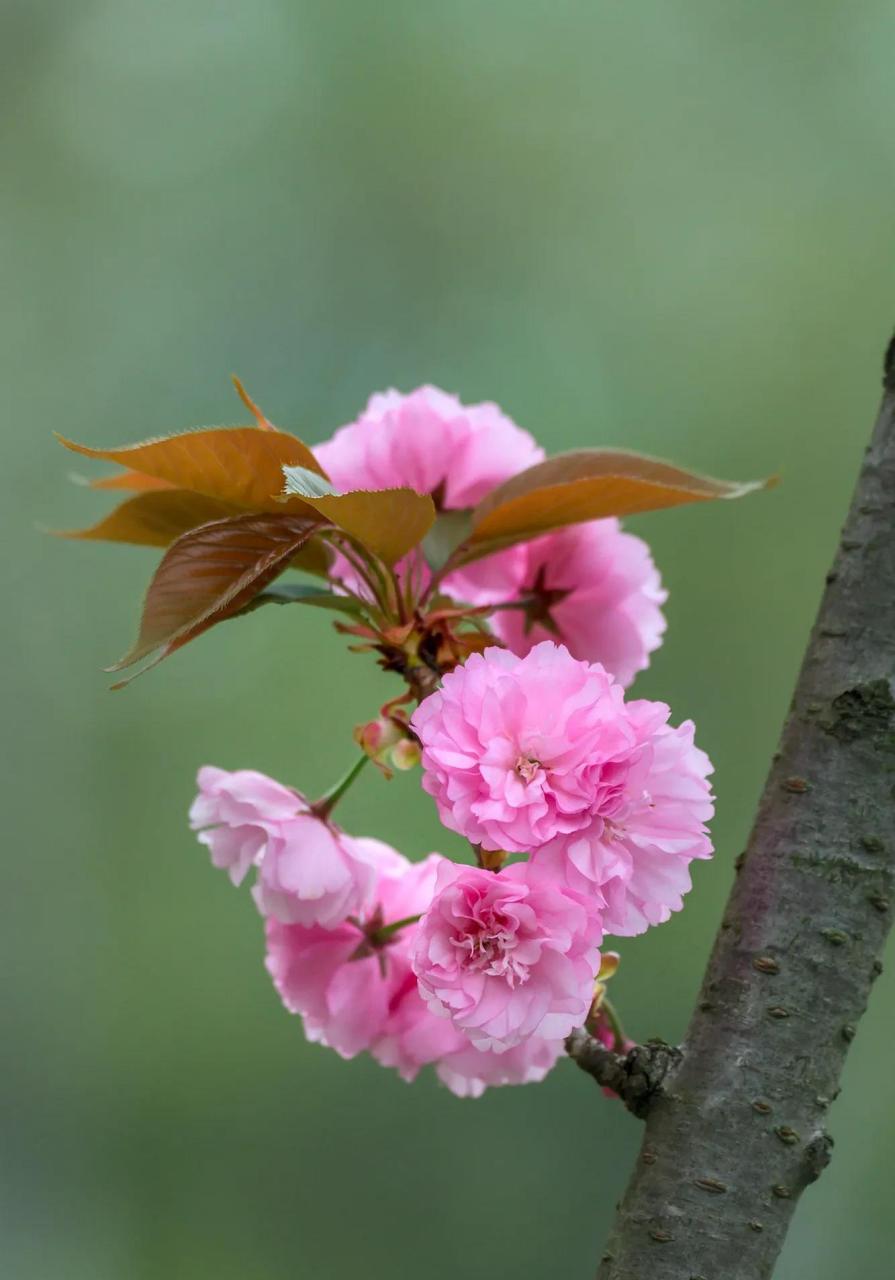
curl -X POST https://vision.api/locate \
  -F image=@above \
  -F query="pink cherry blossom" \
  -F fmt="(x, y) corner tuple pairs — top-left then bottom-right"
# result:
(266, 918), (392, 1057)
(253, 821), (384, 929)
(370, 962), (566, 1096)
(264, 849), (446, 1059)
(434, 1035), (565, 1098)
(314, 384), (543, 510)
(411, 860), (602, 1053)
(411, 642), (649, 854)
(190, 766), (386, 930)
(313, 385), (542, 605)
(263, 840), (565, 1094)
(370, 971), (469, 1081)
(411, 641), (714, 936)
(188, 766), (301, 885)
(538, 718), (714, 937)
(490, 519), (667, 687)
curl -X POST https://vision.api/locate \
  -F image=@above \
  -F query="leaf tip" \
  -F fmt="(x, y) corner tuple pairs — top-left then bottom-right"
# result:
(724, 473), (780, 498)
(106, 647), (167, 689)
(282, 465), (339, 499)
(232, 374), (275, 431)
(104, 641), (150, 674)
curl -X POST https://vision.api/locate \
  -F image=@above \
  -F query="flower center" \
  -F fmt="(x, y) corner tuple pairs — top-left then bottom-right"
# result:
(452, 910), (531, 986)
(514, 754), (541, 783)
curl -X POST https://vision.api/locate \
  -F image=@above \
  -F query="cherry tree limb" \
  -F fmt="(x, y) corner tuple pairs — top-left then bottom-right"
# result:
(581, 338), (895, 1279)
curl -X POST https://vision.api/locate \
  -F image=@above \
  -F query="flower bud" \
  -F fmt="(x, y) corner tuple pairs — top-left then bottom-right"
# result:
(391, 738), (421, 771)
(354, 716), (403, 758)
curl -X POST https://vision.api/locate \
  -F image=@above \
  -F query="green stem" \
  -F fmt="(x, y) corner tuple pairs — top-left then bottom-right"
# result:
(480, 595), (541, 614)
(421, 549), (462, 605)
(600, 995), (628, 1053)
(370, 913), (422, 944)
(311, 753), (369, 820)
(330, 535), (389, 617)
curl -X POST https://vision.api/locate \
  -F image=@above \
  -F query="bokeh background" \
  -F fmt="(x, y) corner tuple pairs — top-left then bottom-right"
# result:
(3, 3), (894, 1277)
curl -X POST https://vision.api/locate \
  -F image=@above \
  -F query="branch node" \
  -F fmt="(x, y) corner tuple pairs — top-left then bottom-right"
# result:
(565, 1028), (682, 1118)
(819, 679), (895, 745)
(804, 1131), (835, 1183)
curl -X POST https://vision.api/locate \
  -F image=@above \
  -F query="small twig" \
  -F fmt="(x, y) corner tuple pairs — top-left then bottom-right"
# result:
(565, 1029), (682, 1119)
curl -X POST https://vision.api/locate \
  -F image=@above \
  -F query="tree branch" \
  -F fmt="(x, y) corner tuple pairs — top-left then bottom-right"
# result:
(592, 338), (895, 1279)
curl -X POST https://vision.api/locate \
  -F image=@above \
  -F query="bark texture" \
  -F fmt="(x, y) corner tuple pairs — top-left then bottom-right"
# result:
(594, 343), (895, 1280)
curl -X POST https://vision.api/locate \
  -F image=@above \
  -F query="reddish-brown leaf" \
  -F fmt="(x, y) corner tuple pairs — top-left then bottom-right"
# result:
(88, 471), (174, 492)
(55, 490), (243, 548)
(109, 512), (327, 687)
(297, 490), (436, 566)
(57, 426), (328, 512)
(461, 449), (775, 559)
(53, 490), (334, 574)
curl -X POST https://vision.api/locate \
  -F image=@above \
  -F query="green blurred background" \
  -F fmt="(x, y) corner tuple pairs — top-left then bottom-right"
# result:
(3, 2), (894, 1277)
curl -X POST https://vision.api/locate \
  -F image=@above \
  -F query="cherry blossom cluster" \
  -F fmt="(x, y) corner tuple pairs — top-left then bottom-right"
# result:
(190, 386), (714, 1097)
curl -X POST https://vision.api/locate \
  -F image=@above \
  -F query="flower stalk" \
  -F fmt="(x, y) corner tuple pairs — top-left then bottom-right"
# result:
(310, 753), (369, 820)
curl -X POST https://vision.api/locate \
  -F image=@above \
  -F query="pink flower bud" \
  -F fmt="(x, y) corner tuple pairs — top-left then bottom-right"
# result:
(354, 716), (403, 761)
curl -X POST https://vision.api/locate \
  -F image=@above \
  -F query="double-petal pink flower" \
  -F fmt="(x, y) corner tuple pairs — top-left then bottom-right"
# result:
(189, 766), (380, 930)
(412, 643), (645, 854)
(411, 860), (602, 1053)
(490, 519), (667, 687)
(265, 846), (444, 1059)
(411, 642), (714, 937)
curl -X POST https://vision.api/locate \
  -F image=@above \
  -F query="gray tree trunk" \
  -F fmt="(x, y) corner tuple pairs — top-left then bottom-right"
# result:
(579, 339), (895, 1279)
